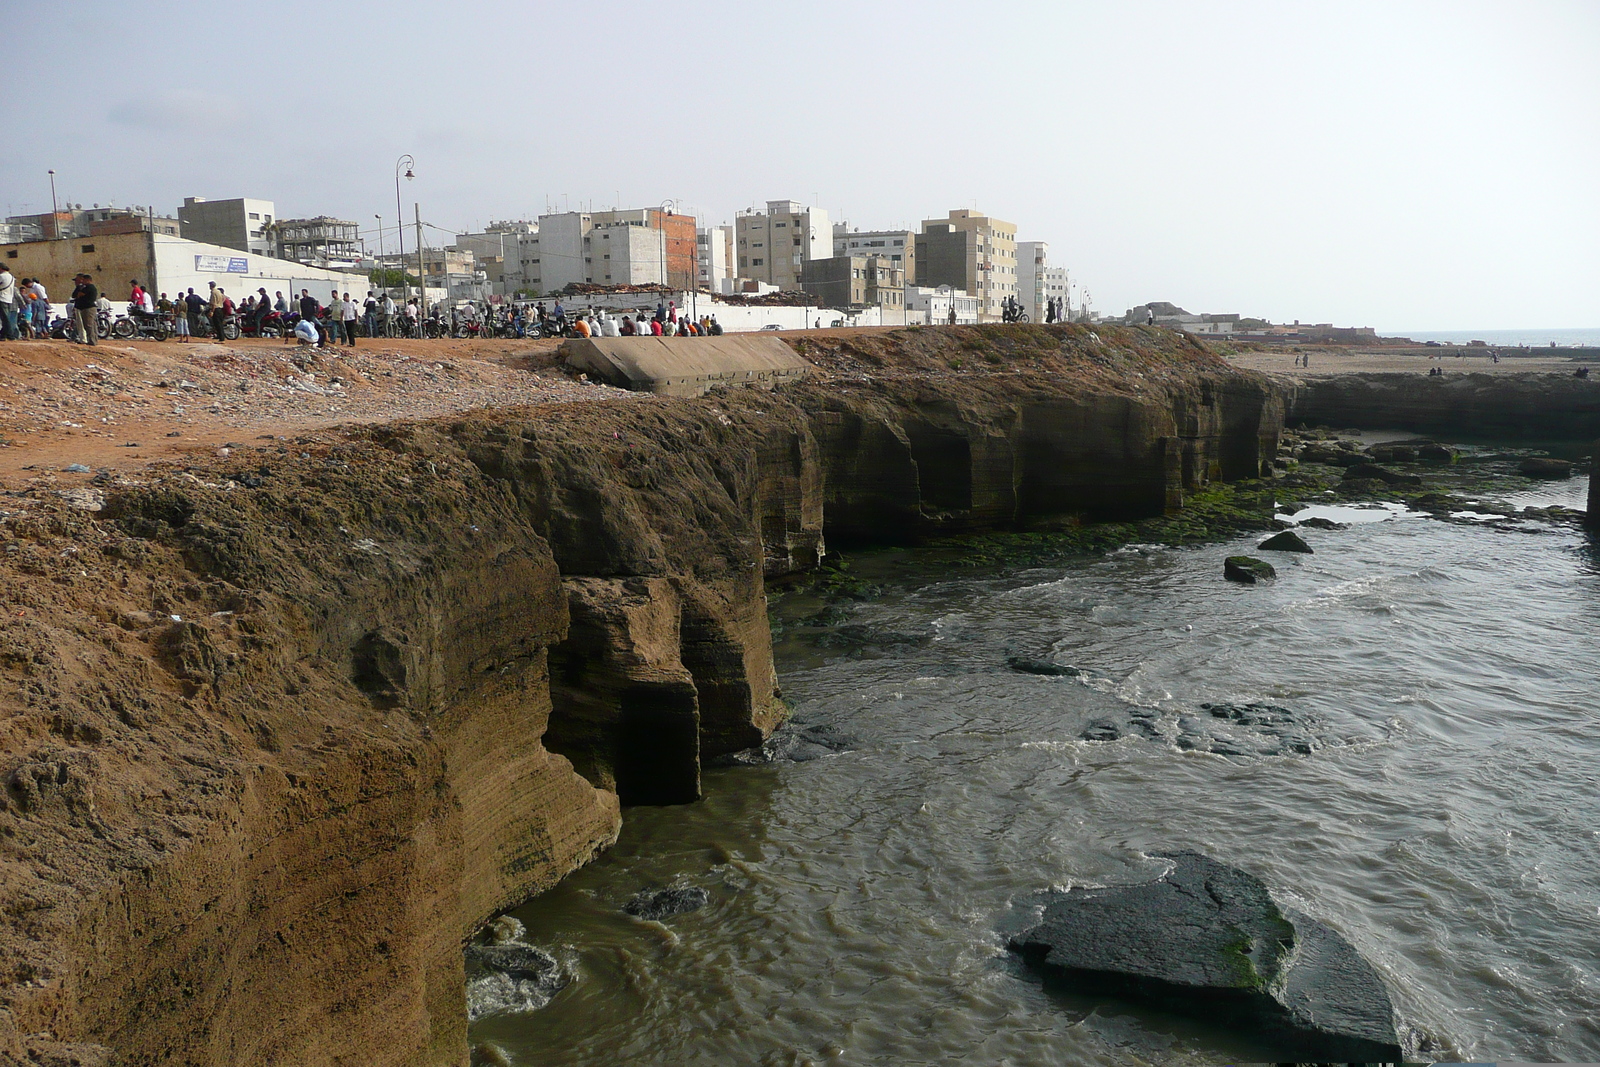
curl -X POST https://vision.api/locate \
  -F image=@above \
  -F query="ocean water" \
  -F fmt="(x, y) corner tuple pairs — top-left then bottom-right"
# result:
(1396, 328), (1600, 348)
(472, 475), (1599, 1066)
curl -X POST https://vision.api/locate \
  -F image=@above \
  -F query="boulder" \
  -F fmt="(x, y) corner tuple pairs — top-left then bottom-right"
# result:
(1341, 463), (1422, 487)
(1518, 457), (1572, 478)
(1006, 655), (1083, 677)
(1296, 516), (1347, 530)
(1416, 443), (1456, 465)
(623, 886), (710, 921)
(1257, 530), (1313, 554)
(1224, 556), (1275, 584)
(1365, 444), (1416, 464)
(1008, 851), (1402, 1062)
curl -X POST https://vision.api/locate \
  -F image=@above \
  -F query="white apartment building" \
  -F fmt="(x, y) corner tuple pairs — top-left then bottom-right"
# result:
(1017, 242), (1072, 322)
(735, 200), (830, 292)
(698, 225), (734, 293)
(178, 196), (276, 256)
(503, 210), (679, 294)
(832, 225), (918, 283)
(905, 285), (980, 325)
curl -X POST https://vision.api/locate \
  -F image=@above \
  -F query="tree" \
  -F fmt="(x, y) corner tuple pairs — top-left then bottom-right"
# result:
(368, 267), (418, 289)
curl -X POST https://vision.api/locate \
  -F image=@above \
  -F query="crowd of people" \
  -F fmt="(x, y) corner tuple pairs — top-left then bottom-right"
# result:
(2, 266), (730, 346)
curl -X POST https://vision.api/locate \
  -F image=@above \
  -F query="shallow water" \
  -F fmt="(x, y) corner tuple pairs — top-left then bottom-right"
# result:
(474, 474), (1599, 1065)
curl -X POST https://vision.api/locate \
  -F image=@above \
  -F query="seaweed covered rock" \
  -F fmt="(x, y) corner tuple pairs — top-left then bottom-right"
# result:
(1008, 851), (1402, 1062)
(623, 886), (711, 921)
(1224, 556), (1276, 583)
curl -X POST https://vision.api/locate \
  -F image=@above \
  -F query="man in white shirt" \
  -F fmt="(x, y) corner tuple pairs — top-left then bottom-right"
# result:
(0, 266), (17, 340)
(340, 293), (358, 347)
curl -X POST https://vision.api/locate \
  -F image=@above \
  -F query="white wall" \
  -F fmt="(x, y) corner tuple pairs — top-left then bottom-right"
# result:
(151, 233), (368, 305)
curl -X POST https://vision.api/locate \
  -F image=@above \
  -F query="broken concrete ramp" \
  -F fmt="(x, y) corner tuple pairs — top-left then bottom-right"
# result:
(563, 336), (813, 397)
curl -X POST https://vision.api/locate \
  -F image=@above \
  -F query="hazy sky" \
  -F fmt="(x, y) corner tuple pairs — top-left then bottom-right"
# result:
(6, 0), (1596, 330)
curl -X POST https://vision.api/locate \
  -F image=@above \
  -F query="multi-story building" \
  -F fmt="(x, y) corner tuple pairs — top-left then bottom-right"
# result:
(832, 225), (917, 284)
(800, 255), (905, 310)
(698, 225), (734, 293)
(735, 200), (830, 292)
(502, 209), (685, 294)
(178, 196), (276, 256)
(905, 285), (980, 325)
(1016, 242), (1072, 322)
(455, 220), (535, 292)
(275, 217), (361, 269)
(914, 209), (1016, 321)
(6, 206), (177, 241)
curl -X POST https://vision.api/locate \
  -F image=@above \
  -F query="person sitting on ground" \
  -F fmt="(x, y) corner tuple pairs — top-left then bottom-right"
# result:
(293, 316), (321, 346)
(572, 315), (592, 338)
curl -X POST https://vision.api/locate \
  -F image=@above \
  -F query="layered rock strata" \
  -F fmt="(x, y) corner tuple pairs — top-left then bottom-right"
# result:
(1287, 371), (1600, 440)
(0, 326), (1281, 1065)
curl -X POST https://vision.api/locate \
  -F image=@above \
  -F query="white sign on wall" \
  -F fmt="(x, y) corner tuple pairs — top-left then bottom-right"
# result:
(195, 255), (249, 273)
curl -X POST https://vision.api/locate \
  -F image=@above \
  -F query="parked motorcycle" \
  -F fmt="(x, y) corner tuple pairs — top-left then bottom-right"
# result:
(110, 307), (171, 341)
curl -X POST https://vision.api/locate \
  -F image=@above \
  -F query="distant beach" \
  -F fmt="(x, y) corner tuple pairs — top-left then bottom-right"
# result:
(1392, 328), (1600, 348)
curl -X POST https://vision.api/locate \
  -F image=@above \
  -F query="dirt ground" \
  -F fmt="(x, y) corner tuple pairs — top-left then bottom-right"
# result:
(0, 334), (645, 486)
(1223, 345), (1588, 378)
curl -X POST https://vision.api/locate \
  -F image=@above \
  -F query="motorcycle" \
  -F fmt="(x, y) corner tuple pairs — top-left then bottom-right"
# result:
(51, 308), (112, 340)
(192, 311), (241, 341)
(238, 310), (285, 339)
(110, 306), (171, 341)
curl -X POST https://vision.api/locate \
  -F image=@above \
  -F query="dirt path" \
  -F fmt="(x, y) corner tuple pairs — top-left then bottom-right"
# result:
(0, 335), (641, 485)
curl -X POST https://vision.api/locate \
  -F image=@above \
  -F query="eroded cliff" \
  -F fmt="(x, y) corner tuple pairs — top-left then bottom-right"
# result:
(1287, 370), (1600, 440)
(0, 325), (1281, 1066)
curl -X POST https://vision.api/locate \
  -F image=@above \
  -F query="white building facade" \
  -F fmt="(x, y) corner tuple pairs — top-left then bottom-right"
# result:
(735, 200), (830, 292)
(698, 225), (734, 294)
(905, 285), (980, 325)
(833, 225), (918, 283)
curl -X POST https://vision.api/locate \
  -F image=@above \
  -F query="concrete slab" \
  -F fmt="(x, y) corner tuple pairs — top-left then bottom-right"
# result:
(563, 336), (813, 397)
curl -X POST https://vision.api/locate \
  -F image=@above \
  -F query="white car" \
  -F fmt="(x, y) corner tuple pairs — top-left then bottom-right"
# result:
(759, 324), (783, 331)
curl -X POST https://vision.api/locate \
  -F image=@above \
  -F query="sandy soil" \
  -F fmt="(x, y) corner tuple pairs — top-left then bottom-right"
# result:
(0, 335), (642, 485)
(1224, 346), (1588, 378)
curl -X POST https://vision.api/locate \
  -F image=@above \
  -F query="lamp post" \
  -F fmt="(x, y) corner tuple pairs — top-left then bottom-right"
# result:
(47, 170), (57, 238)
(658, 199), (678, 302)
(396, 154), (414, 301)
(374, 214), (384, 293)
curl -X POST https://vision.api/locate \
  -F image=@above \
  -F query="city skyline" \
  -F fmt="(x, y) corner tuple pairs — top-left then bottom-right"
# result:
(4, 0), (1595, 332)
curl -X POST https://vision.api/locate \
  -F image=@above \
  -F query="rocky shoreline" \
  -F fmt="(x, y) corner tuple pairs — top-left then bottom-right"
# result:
(0, 325), (1284, 1066)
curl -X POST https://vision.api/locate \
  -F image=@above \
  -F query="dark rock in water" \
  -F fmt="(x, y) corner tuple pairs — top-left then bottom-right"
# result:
(1519, 457), (1572, 478)
(1224, 556), (1275, 584)
(709, 721), (852, 766)
(1366, 443), (1416, 464)
(1298, 444), (1362, 466)
(1080, 718), (1122, 742)
(464, 940), (569, 1020)
(1008, 851), (1402, 1062)
(1258, 530), (1313, 553)
(1416, 443), (1456, 465)
(1199, 701), (1318, 756)
(1007, 655), (1083, 677)
(1341, 462), (1422, 487)
(1296, 516), (1347, 530)
(466, 942), (563, 983)
(623, 886), (710, 921)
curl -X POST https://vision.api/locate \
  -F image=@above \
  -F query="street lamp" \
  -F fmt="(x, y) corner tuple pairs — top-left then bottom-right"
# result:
(396, 155), (414, 301)
(47, 170), (57, 238)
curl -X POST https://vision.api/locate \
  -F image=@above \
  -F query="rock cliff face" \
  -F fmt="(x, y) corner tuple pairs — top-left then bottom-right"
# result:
(0, 326), (1281, 1066)
(1287, 371), (1600, 440)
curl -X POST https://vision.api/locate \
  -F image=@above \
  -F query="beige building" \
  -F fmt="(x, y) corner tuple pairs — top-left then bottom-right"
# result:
(914, 209), (1017, 321)
(833, 225), (918, 284)
(735, 200), (831, 292)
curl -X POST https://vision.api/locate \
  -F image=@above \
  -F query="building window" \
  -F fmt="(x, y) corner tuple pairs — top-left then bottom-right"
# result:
(248, 213), (260, 220)
(775, 222), (787, 228)
(752, 258), (764, 266)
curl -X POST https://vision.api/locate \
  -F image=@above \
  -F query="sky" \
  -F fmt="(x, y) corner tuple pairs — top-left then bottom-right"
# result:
(5, 0), (1596, 331)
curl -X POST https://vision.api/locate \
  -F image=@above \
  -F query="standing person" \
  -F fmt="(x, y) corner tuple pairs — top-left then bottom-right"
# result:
(172, 289), (190, 340)
(363, 291), (377, 337)
(380, 291), (396, 337)
(210, 283), (229, 343)
(71, 273), (99, 345)
(28, 278), (50, 338)
(0, 264), (18, 340)
(325, 289), (343, 345)
(274, 290), (288, 314)
(184, 288), (205, 338)
(341, 292), (358, 347)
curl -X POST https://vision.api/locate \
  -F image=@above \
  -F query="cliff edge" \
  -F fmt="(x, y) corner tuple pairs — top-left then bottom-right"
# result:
(0, 324), (1281, 1065)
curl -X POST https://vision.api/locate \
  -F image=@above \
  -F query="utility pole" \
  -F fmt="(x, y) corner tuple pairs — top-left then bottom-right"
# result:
(47, 170), (58, 238)
(415, 204), (426, 318)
